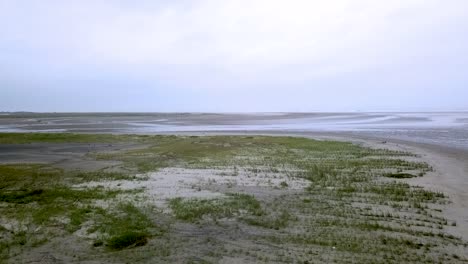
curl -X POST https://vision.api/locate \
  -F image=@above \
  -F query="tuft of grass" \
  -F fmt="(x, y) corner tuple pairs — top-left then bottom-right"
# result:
(169, 193), (263, 222)
(67, 207), (94, 232)
(72, 171), (142, 183)
(91, 203), (157, 250)
(106, 231), (149, 250)
(279, 181), (289, 188)
(243, 210), (292, 230)
(384, 173), (417, 179)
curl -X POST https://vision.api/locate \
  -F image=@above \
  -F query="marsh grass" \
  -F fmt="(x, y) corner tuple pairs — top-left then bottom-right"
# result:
(0, 164), (64, 189)
(0, 191), (126, 260)
(91, 203), (156, 250)
(0, 133), (466, 263)
(0, 133), (135, 144)
(243, 210), (292, 230)
(0, 162), (150, 259)
(384, 172), (417, 178)
(0, 163), (142, 189)
(169, 193), (263, 222)
(71, 171), (146, 183)
(107, 232), (149, 250)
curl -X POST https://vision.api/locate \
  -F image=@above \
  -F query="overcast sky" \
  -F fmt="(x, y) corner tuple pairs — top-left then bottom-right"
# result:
(1, 0), (467, 112)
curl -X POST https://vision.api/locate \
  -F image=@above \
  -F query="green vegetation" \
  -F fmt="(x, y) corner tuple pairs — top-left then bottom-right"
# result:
(0, 187), (120, 206)
(91, 203), (156, 250)
(72, 171), (146, 183)
(243, 210), (292, 230)
(107, 232), (149, 250)
(0, 163), (141, 188)
(384, 172), (417, 178)
(169, 193), (263, 222)
(0, 133), (466, 263)
(0, 164), (64, 189)
(0, 162), (153, 261)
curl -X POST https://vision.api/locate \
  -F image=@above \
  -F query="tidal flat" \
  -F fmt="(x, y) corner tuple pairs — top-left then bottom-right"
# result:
(0, 133), (467, 263)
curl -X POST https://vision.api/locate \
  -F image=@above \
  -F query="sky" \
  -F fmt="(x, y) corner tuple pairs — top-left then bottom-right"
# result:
(1, 0), (468, 112)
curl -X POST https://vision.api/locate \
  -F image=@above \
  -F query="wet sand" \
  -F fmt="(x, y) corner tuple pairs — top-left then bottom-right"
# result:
(0, 142), (145, 171)
(1, 112), (468, 150)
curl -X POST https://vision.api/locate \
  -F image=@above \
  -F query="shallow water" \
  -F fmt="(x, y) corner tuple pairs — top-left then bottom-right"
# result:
(1, 112), (467, 150)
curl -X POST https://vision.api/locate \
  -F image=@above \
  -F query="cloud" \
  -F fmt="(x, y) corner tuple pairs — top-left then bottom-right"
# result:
(0, 0), (467, 111)
(2, 1), (466, 73)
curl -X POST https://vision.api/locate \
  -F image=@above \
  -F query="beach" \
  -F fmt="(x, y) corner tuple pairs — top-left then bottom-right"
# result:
(1, 113), (468, 263)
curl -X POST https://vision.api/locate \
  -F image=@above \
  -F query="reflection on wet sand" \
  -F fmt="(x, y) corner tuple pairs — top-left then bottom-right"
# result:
(1, 112), (468, 150)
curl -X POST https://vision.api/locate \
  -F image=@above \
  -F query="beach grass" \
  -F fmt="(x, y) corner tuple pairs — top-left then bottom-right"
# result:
(169, 193), (263, 222)
(0, 133), (466, 263)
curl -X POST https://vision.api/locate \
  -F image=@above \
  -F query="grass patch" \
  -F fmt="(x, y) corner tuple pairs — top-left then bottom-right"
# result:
(0, 189), (44, 203)
(71, 171), (143, 183)
(169, 193), (263, 222)
(0, 187), (120, 206)
(243, 210), (292, 230)
(0, 164), (143, 192)
(384, 172), (417, 178)
(91, 203), (156, 250)
(0, 164), (64, 189)
(0, 162), (147, 258)
(0, 132), (134, 144)
(0, 133), (464, 262)
(106, 231), (149, 250)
